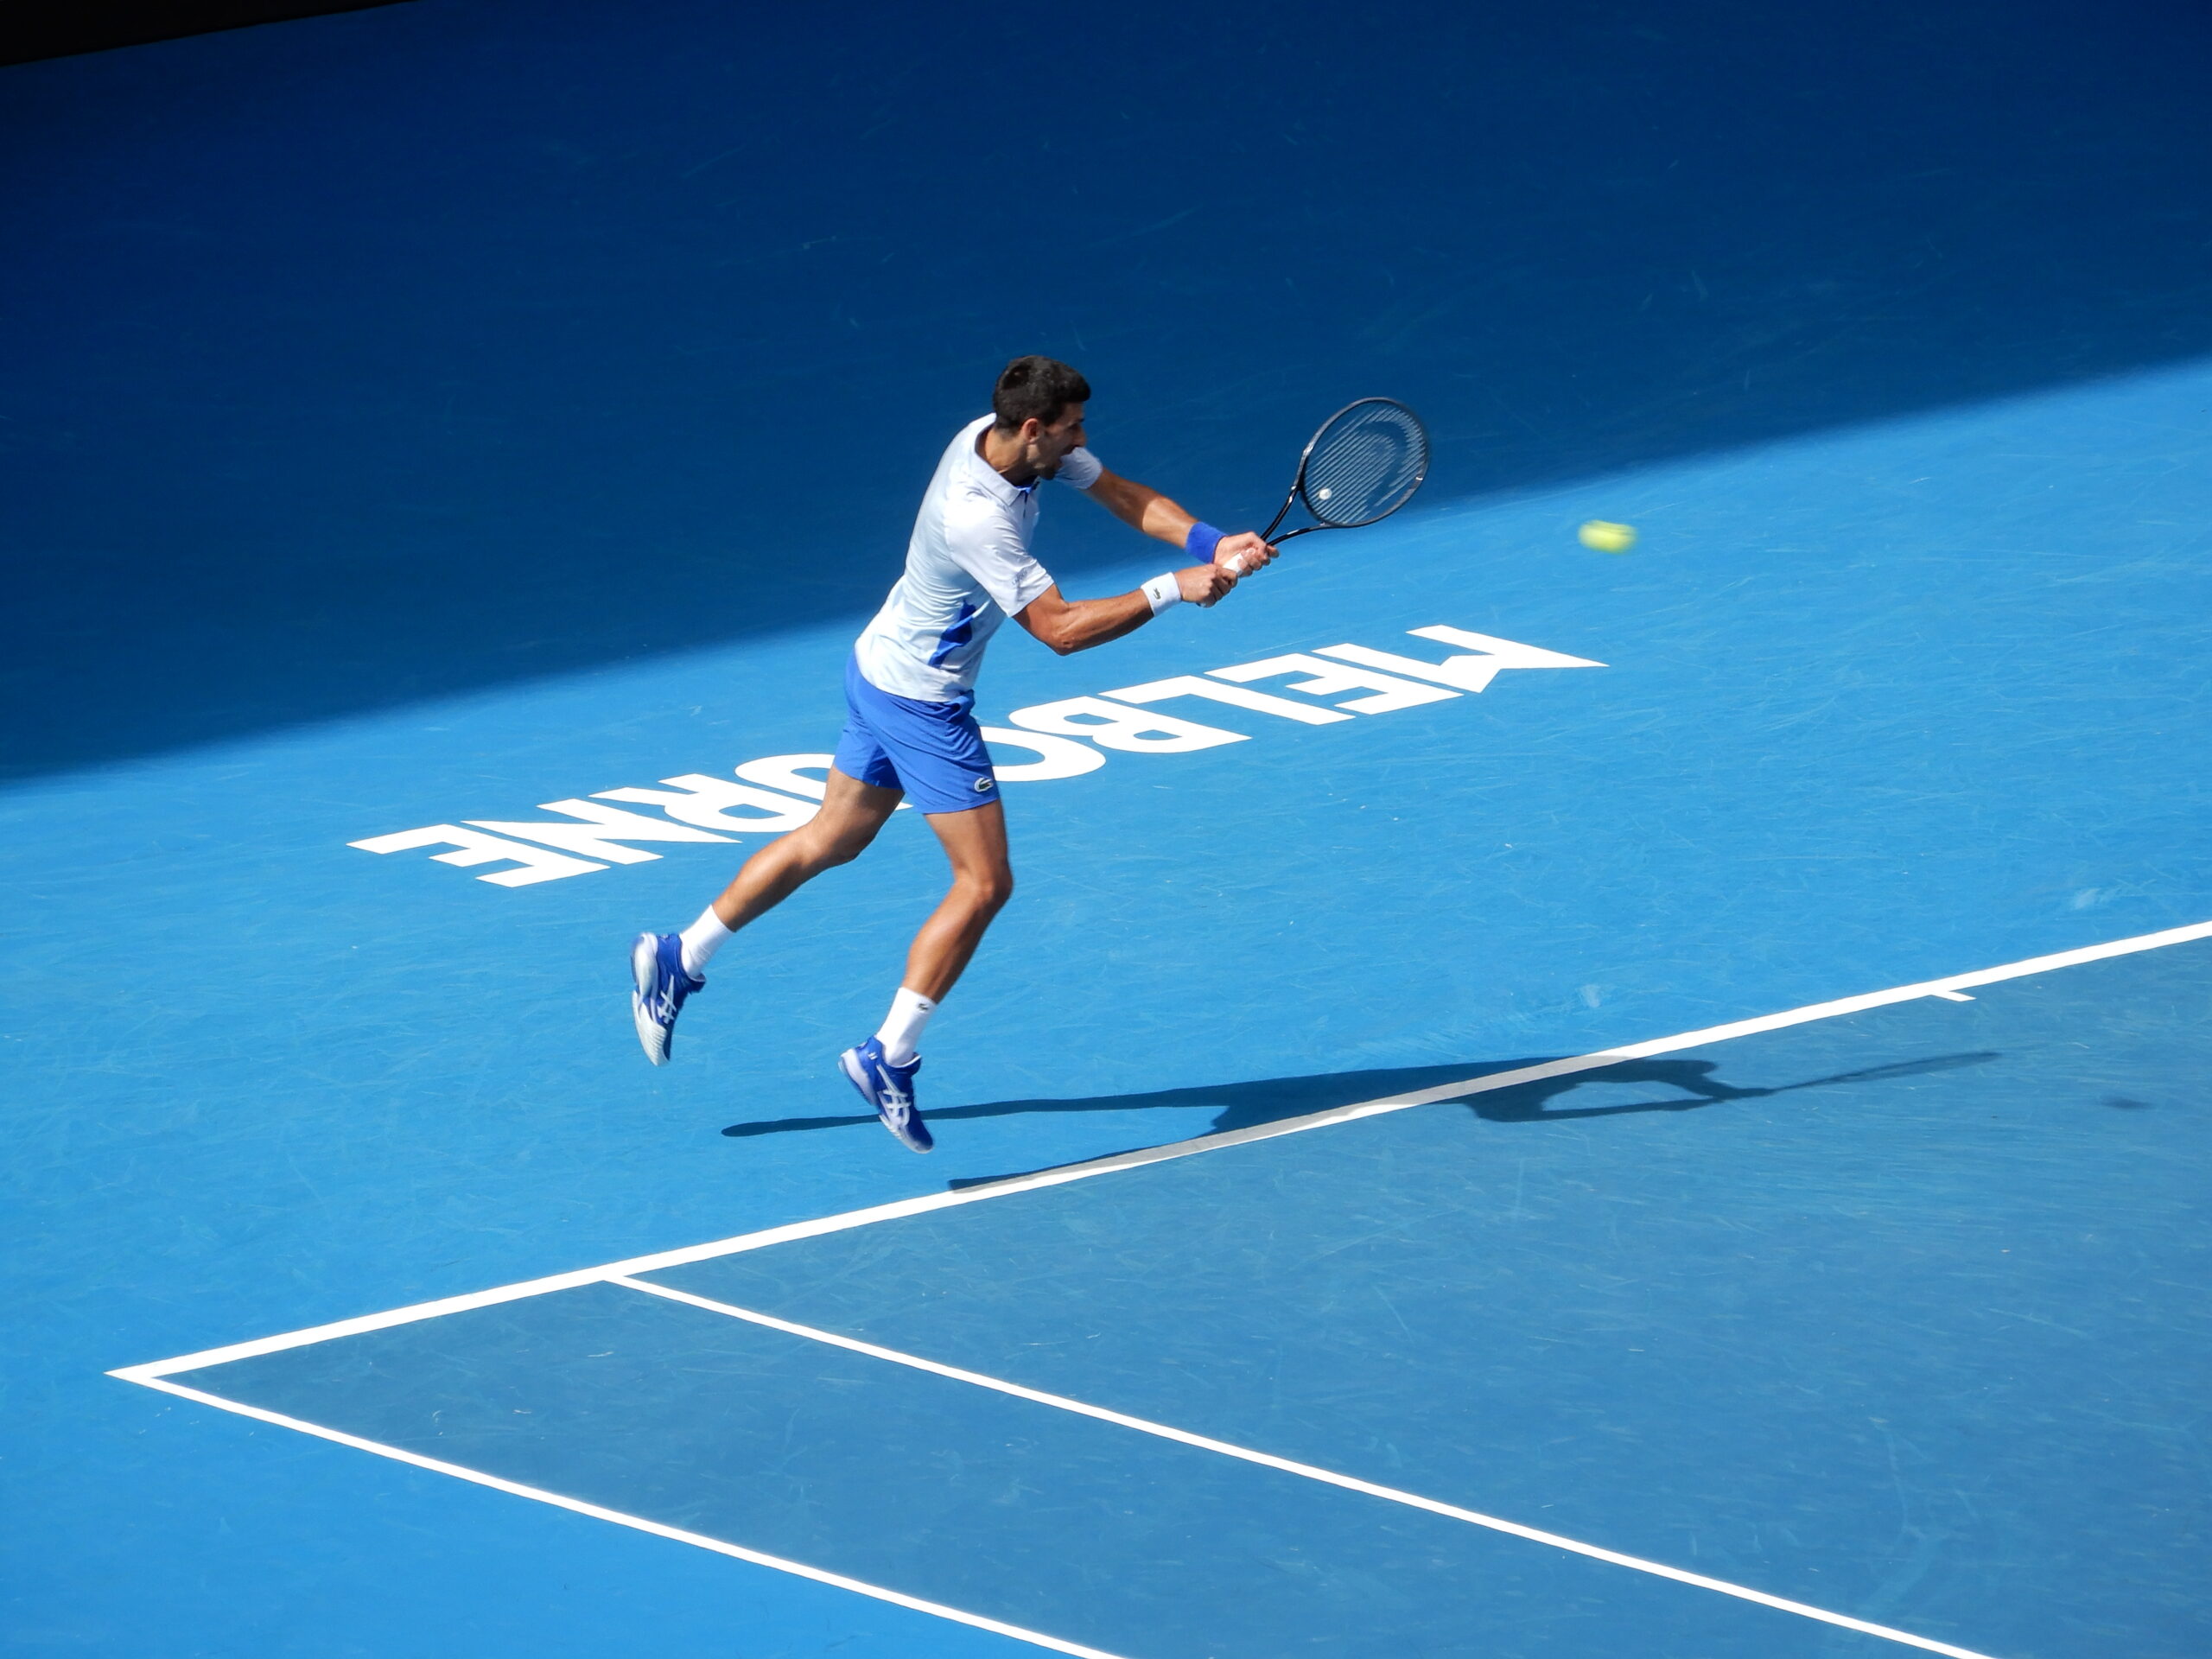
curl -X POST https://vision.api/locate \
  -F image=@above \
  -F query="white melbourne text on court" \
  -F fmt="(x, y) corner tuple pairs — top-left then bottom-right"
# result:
(347, 624), (1604, 887)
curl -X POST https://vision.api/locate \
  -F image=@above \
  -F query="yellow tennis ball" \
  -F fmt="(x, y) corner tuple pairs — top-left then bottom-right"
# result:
(1579, 519), (1637, 553)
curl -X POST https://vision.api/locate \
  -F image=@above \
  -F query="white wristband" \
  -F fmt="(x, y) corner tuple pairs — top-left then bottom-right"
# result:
(1141, 573), (1183, 614)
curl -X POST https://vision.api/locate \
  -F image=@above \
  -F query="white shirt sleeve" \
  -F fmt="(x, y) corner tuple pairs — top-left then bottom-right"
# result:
(1056, 447), (1103, 491)
(944, 497), (1056, 617)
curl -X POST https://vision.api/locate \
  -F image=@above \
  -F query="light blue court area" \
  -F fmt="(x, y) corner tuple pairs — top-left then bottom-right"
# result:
(12, 350), (2212, 1657)
(16, 288), (2212, 1659)
(8, 1), (2212, 1656)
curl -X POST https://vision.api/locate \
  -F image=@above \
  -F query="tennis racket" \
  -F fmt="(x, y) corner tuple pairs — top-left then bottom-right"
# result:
(1228, 397), (1430, 572)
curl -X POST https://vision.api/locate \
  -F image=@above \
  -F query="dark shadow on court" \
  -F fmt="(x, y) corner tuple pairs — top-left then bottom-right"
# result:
(5, 0), (2211, 779)
(721, 1050), (2001, 1173)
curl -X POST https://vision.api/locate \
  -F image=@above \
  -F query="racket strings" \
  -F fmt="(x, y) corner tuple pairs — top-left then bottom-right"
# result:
(1300, 401), (1427, 527)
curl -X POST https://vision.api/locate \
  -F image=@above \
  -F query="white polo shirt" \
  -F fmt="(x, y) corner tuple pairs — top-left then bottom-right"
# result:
(854, 414), (1103, 702)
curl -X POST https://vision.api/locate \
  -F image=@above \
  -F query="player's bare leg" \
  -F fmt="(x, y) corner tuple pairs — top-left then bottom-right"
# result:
(901, 800), (1013, 1001)
(630, 768), (900, 1065)
(840, 798), (1013, 1153)
(704, 768), (904, 931)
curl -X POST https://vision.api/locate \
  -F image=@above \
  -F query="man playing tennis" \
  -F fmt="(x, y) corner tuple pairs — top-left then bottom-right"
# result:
(629, 356), (1276, 1152)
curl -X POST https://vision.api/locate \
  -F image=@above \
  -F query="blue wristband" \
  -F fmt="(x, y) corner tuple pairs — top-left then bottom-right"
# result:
(1185, 521), (1224, 563)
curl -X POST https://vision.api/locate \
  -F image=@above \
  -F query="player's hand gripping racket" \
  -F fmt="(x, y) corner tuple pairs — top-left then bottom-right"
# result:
(1227, 397), (1430, 573)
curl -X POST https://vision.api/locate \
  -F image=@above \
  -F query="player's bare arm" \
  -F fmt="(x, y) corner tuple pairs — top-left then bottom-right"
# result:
(1014, 568), (1231, 656)
(1084, 468), (1278, 576)
(1007, 454), (1277, 652)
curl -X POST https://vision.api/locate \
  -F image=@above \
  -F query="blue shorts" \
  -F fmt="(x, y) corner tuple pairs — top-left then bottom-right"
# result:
(831, 653), (1001, 816)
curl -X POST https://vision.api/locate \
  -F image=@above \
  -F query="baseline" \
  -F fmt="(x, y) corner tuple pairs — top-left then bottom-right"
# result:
(114, 916), (2212, 1384)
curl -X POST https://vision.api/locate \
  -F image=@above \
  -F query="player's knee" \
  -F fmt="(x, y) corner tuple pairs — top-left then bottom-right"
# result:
(798, 823), (874, 870)
(819, 835), (874, 869)
(963, 866), (1014, 913)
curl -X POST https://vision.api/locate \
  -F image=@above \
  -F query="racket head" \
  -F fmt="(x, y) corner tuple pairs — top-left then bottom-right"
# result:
(1295, 397), (1429, 529)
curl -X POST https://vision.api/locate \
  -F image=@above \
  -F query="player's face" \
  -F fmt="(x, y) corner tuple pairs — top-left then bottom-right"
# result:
(1025, 403), (1086, 478)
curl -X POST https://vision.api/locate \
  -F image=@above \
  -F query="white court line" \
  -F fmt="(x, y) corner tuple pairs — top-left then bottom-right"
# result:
(110, 921), (2212, 1657)
(611, 1274), (2002, 1659)
(127, 1374), (1130, 1659)
(113, 915), (2212, 1386)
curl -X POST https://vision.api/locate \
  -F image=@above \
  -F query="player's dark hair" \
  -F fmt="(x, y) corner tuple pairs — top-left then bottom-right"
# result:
(992, 355), (1090, 432)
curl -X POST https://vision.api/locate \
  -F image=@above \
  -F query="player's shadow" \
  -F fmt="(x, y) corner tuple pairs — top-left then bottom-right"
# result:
(722, 1050), (2000, 1176)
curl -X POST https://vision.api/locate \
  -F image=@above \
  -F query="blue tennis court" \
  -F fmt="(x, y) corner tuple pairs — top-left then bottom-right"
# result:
(6, 3), (2211, 1656)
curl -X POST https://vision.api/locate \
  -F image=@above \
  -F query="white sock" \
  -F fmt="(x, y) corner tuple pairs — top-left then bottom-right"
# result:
(874, 986), (936, 1065)
(677, 907), (733, 981)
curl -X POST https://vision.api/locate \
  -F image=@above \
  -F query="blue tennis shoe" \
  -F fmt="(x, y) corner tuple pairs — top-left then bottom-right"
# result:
(630, 931), (702, 1065)
(840, 1037), (931, 1153)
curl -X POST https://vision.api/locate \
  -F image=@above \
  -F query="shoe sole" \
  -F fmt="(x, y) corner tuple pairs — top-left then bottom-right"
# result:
(840, 1047), (931, 1154)
(631, 934), (671, 1065)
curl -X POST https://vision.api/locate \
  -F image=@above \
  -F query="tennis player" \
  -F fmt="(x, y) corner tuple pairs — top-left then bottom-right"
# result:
(630, 356), (1275, 1151)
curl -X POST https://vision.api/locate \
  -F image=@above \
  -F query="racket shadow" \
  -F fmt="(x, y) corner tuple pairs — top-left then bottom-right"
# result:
(721, 1049), (2002, 1155)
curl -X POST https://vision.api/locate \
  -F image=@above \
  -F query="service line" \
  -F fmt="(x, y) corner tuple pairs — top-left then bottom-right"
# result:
(114, 915), (2212, 1388)
(609, 1274), (2004, 1659)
